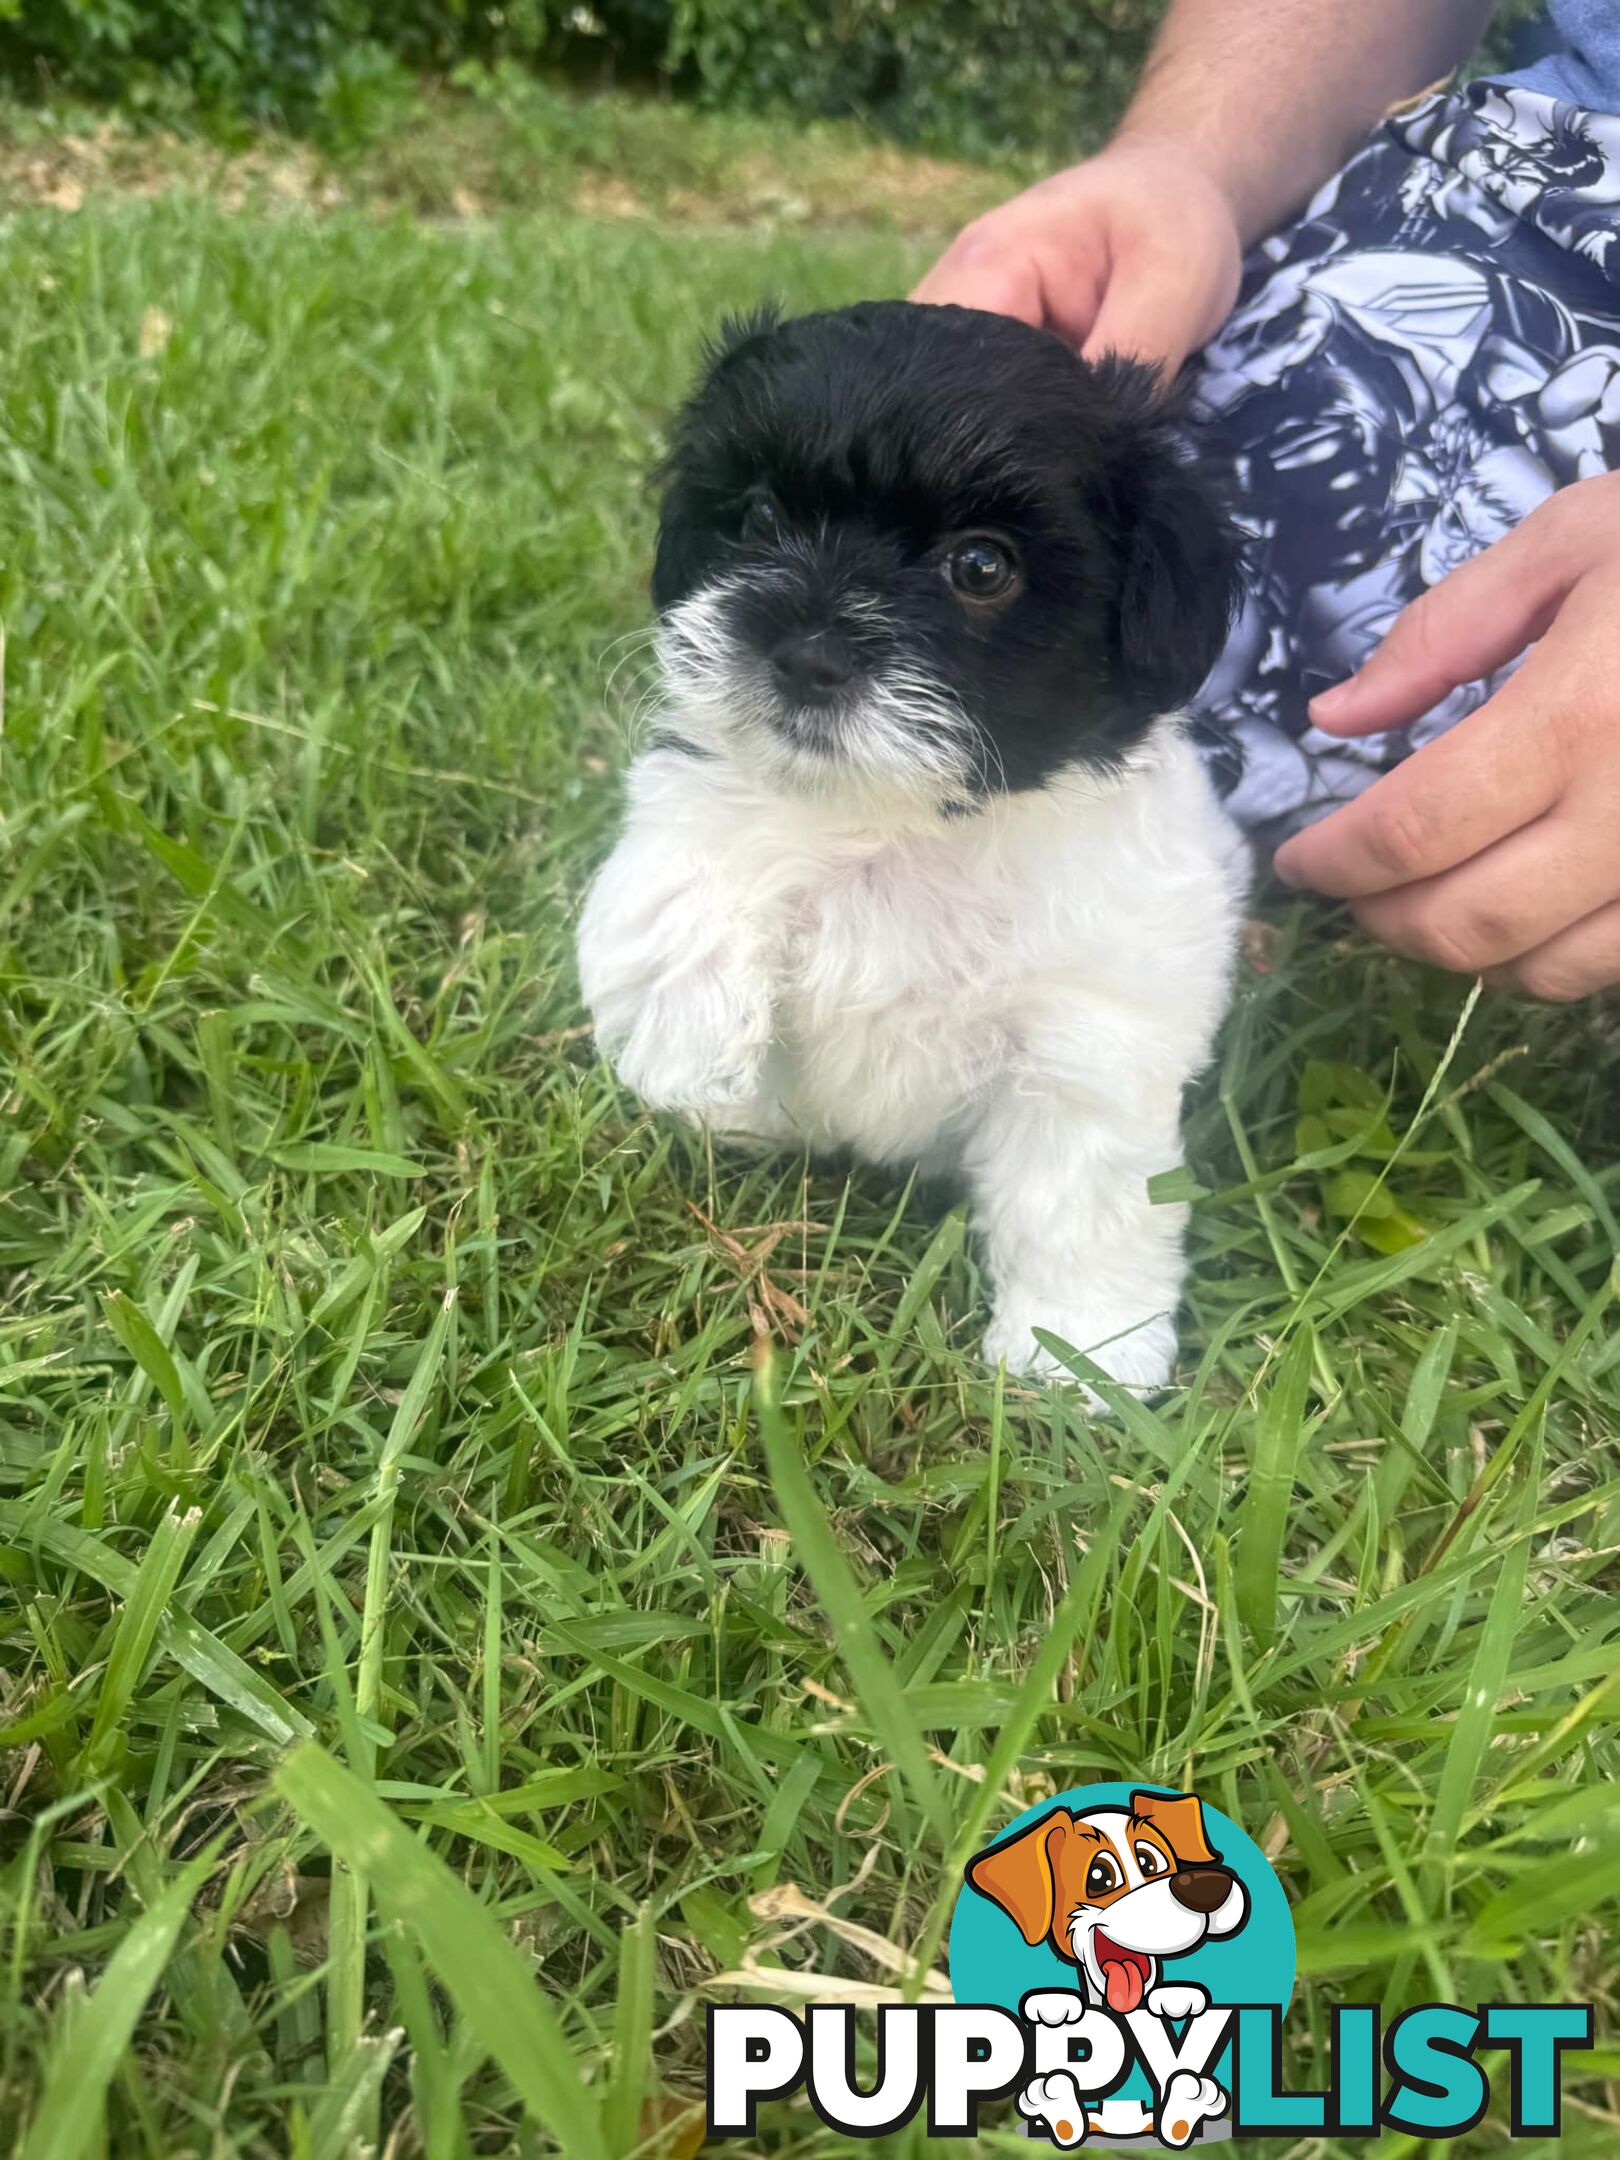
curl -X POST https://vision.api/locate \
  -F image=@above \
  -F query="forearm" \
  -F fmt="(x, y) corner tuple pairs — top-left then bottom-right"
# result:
(1114, 0), (1499, 243)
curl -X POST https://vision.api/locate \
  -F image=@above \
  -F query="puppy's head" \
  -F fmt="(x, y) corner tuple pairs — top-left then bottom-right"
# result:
(967, 1792), (1249, 2012)
(650, 300), (1236, 806)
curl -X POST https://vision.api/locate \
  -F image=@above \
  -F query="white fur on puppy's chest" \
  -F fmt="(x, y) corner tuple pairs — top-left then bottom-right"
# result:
(577, 725), (1247, 1388)
(779, 837), (1020, 1160)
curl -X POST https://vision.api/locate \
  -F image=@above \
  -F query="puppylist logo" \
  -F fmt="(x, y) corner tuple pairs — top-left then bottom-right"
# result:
(706, 1781), (1594, 2146)
(954, 1783), (1278, 2146)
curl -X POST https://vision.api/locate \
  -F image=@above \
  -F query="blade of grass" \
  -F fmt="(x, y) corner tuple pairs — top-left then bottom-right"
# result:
(0, 1503), (312, 1743)
(891, 1209), (964, 1340)
(331, 1283), (458, 2073)
(21, 1845), (216, 2160)
(1426, 1431), (1542, 1863)
(101, 1290), (189, 1430)
(82, 1505), (202, 1774)
(754, 1349), (948, 1839)
(275, 1741), (602, 2153)
(604, 1903), (655, 2159)
(1235, 1324), (1316, 1650)
(308, 2027), (403, 2160)
(909, 1484), (1136, 1989)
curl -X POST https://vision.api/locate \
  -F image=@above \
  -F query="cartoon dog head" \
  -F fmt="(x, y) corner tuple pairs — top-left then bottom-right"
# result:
(967, 1790), (1249, 2014)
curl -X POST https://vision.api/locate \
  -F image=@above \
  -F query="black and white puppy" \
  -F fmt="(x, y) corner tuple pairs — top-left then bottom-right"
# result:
(578, 300), (1247, 1389)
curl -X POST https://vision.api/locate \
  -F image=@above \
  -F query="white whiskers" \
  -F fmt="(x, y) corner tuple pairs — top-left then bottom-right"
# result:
(647, 580), (981, 813)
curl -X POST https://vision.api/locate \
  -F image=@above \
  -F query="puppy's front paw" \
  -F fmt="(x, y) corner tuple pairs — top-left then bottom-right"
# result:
(577, 859), (778, 1122)
(982, 1303), (1177, 1405)
(605, 964), (774, 1122)
(613, 1020), (764, 1119)
(1021, 1989), (1089, 2028)
(1146, 1982), (1209, 2022)
(1018, 2071), (1091, 2146)
(1156, 2071), (1225, 2148)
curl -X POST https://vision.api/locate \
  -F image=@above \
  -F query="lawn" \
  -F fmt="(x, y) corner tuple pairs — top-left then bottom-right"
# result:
(1, 89), (1618, 2160)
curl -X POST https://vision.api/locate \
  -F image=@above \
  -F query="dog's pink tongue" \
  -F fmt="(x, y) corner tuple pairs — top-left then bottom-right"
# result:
(1103, 1959), (1143, 2014)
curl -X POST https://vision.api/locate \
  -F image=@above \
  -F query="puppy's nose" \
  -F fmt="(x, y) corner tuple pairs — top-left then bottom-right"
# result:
(771, 628), (854, 704)
(1168, 1868), (1232, 1914)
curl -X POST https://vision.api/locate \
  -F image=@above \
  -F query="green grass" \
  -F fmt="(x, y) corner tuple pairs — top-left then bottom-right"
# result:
(0, 94), (1618, 2160)
(0, 74), (1016, 230)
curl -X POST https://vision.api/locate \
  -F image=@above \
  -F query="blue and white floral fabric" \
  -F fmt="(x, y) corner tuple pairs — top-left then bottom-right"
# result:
(1187, 83), (1620, 842)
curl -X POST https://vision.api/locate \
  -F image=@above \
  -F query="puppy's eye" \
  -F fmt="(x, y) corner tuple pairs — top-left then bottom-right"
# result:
(740, 493), (782, 544)
(1135, 1843), (1167, 1878)
(1085, 1855), (1121, 1898)
(945, 534), (1019, 603)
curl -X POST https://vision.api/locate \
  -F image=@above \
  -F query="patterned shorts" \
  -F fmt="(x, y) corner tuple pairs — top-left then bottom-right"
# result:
(1187, 81), (1620, 844)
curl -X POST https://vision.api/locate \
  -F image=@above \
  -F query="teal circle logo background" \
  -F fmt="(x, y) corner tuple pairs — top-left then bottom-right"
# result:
(948, 1783), (1296, 2105)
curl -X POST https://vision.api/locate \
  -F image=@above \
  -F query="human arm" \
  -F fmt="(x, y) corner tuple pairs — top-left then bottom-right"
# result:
(1272, 473), (1620, 1002)
(912, 0), (1498, 370)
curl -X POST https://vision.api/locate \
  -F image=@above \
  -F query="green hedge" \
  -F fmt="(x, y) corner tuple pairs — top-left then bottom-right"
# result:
(660, 1), (1154, 163)
(0, 0), (1553, 156)
(0, 0), (1162, 154)
(0, 0), (391, 132)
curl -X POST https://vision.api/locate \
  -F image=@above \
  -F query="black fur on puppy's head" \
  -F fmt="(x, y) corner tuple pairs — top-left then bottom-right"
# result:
(649, 299), (1238, 801)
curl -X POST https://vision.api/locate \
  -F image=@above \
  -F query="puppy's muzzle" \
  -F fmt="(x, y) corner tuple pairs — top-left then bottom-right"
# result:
(1168, 1867), (1234, 1914)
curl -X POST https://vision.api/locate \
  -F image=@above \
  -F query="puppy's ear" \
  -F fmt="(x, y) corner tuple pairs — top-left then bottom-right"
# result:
(1129, 1789), (1219, 1870)
(649, 304), (786, 613)
(650, 484), (706, 615)
(1095, 361), (1239, 723)
(966, 1809), (1074, 1946)
(701, 302), (784, 375)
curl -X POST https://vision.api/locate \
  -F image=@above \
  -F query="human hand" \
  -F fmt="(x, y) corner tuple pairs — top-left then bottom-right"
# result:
(911, 138), (1243, 375)
(1274, 473), (1620, 1001)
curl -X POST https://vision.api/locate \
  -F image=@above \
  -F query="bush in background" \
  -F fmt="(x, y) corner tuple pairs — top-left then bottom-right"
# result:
(0, 0), (1158, 155)
(659, 0), (1154, 163)
(0, 0), (408, 135)
(0, 0), (1560, 159)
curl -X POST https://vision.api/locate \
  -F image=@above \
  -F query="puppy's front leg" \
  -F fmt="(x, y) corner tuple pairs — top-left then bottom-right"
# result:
(577, 780), (779, 1124)
(968, 1069), (1188, 1396)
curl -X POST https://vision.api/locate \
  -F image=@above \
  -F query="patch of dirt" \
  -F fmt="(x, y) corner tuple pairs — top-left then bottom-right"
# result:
(797, 139), (995, 218)
(0, 122), (348, 213)
(571, 172), (649, 220)
(0, 110), (1005, 235)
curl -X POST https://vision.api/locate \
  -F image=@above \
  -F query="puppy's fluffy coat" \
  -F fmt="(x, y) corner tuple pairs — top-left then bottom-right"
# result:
(578, 301), (1247, 1387)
